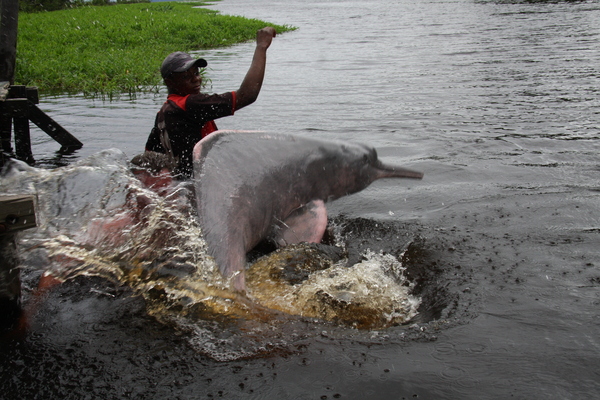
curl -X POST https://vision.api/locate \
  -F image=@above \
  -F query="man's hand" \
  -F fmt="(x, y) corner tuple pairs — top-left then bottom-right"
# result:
(256, 27), (276, 49)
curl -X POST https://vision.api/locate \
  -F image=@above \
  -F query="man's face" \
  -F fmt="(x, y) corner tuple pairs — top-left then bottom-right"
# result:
(166, 67), (202, 95)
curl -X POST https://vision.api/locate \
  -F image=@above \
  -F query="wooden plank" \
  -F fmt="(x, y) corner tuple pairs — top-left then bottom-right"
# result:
(28, 103), (83, 150)
(0, 194), (37, 234)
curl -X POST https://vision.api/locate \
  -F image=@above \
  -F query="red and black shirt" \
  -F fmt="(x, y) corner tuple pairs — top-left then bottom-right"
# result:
(145, 91), (236, 178)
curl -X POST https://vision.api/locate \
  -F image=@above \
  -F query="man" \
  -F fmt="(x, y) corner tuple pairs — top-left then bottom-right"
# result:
(145, 27), (276, 178)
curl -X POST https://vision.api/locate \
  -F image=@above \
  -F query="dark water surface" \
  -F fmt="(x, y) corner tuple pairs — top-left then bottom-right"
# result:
(2, 0), (600, 398)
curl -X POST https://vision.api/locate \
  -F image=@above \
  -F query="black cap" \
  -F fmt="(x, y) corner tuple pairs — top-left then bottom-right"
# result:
(160, 52), (208, 79)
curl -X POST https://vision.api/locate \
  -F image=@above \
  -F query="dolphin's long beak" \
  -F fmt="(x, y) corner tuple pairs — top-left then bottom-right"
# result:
(375, 162), (424, 180)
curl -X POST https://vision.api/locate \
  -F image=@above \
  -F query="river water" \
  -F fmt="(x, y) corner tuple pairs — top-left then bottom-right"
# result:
(1, 0), (599, 398)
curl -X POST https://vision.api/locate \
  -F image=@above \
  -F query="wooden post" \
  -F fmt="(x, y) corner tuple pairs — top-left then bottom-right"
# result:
(1, 86), (83, 161)
(0, 0), (83, 161)
(12, 102), (33, 163)
(0, 0), (17, 160)
(0, 233), (21, 329)
(0, 106), (11, 154)
(6, 85), (33, 162)
(0, 0), (19, 84)
(0, 195), (36, 330)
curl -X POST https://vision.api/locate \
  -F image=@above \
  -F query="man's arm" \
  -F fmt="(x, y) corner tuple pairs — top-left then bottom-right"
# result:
(235, 27), (276, 110)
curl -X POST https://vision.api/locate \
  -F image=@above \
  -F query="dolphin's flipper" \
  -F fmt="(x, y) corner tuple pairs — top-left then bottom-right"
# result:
(273, 200), (328, 247)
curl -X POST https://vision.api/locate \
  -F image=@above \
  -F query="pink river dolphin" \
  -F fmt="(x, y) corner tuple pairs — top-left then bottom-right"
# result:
(193, 131), (423, 292)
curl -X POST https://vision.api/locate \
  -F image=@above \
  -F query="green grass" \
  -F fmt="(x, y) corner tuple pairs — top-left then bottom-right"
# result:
(16, 2), (294, 98)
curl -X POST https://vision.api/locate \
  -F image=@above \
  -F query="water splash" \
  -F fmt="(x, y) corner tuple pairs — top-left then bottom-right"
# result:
(2, 150), (422, 359)
(247, 246), (420, 329)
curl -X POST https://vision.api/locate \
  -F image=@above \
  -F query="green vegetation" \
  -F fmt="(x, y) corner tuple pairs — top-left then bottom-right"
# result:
(16, 2), (294, 97)
(19, 0), (149, 14)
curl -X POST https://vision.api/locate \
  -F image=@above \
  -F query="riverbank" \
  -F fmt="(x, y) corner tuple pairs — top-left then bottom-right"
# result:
(15, 1), (293, 98)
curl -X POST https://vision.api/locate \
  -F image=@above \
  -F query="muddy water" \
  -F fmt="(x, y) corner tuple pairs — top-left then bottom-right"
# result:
(2, 0), (600, 398)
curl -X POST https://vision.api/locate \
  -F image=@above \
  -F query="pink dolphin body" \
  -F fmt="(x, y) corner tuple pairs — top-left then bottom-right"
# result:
(192, 131), (423, 292)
